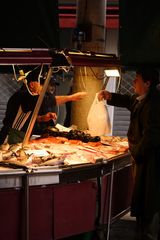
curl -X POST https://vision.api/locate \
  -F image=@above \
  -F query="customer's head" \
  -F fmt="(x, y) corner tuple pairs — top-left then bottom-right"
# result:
(133, 67), (159, 95)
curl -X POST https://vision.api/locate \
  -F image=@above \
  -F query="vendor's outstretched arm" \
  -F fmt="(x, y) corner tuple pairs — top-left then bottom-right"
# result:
(55, 91), (87, 105)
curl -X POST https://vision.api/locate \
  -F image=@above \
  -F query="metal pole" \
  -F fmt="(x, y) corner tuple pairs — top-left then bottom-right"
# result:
(102, 76), (109, 90)
(22, 67), (53, 146)
(96, 176), (102, 225)
(106, 162), (114, 240)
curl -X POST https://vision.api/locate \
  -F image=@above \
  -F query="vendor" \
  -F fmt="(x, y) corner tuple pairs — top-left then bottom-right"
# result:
(29, 74), (86, 135)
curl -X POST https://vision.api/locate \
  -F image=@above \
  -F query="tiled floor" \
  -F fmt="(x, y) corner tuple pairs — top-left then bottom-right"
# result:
(110, 213), (137, 240)
(62, 213), (137, 240)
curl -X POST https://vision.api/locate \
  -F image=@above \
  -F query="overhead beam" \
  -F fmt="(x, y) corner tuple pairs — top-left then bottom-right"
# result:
(0, 48), (119, 67)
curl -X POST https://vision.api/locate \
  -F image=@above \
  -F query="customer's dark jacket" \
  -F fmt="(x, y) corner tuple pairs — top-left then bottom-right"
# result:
(108, 88), (160, 220)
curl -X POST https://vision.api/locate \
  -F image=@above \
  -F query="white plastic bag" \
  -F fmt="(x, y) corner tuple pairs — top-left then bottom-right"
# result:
(87, 93), (111, 136)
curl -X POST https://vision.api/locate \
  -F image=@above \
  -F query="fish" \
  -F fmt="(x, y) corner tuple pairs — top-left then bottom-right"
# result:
(39, 157), (64, 166)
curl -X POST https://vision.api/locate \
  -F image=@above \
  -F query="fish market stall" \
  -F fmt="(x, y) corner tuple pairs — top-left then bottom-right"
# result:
(0, 49), (133, 240)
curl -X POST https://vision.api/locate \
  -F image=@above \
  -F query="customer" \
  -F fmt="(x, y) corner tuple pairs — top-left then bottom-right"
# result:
(98, 67), (160, 240)
(0, 70), (86, 144)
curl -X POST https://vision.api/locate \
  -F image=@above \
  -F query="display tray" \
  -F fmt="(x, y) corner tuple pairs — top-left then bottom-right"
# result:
(0, 152), (131, 188)
(59, 162), (104, 183)
(0, 161), (29, 170)
(0, 156), (106, 172)
(0, 152), (130, 173)
(0, 135), (129, 177)
(109, 152), (131, 171)
(0, 166), (25, 175)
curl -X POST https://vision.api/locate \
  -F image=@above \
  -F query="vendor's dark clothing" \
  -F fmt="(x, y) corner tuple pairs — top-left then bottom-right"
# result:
(0, 90), (57, 144)
(34, 92), (57, 134)
(0, 89), (38, 144)
(108, 89), (160, 239)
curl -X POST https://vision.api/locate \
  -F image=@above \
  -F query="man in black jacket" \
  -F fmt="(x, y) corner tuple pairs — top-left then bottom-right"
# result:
(98, 67), (160, 240)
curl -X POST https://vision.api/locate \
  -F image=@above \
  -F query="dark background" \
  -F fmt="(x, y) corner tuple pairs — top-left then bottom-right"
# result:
(119, 0), (160, 67)
(0, 0), (59, 48)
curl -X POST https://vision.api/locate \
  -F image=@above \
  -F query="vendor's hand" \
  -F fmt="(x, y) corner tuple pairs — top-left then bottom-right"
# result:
(98, 90), (112, 101)
(29, 81), (42, 95)
(37, 112), (57, 123)
(45, 112), (57, 121)
(44, 112), (57, 122)
(70, 91), (87, 101)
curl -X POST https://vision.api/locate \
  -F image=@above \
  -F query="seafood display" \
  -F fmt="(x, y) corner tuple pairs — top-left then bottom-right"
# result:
(44, 128), (101, 142)
(0, 136), (129, 169)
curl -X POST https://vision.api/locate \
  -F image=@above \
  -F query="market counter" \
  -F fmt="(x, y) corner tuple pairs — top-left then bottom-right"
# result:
(0, 152), (133, 240)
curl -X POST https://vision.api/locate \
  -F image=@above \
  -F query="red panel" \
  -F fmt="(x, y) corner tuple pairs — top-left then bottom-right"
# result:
(0, 188), (21, 240)
(59, 5), (119, 29)
(53, 181), (97, 239)
(100, 174), (111, 224)
(106, 18), (119, 29)
(59, 17), (76, 28)
(111, 166), (134, 219)
(59, 17), (119, 29)
(29, 186), (53, 240)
